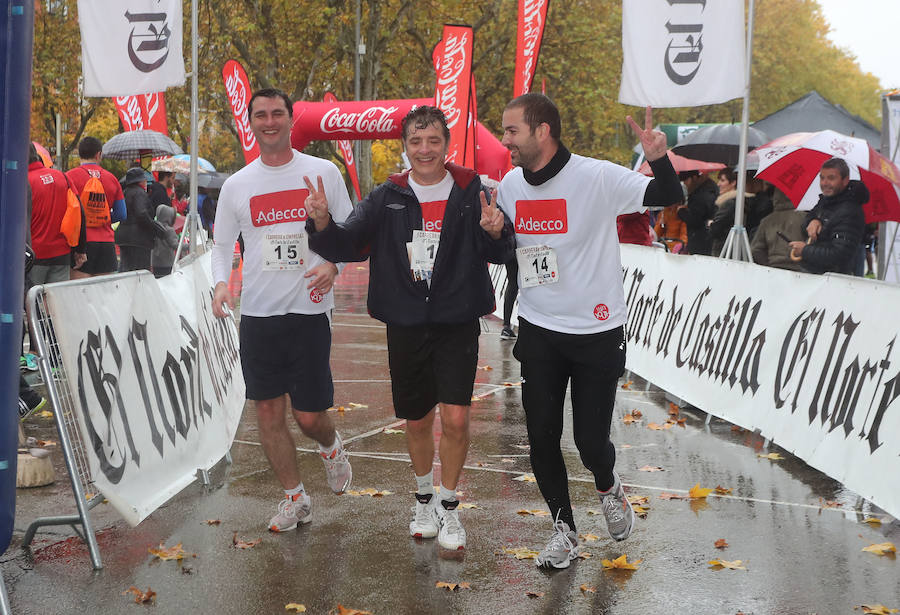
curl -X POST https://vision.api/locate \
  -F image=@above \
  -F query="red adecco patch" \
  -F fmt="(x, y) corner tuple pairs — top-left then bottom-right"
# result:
(593, 304), (609, 320)
(310, 287), (324, 303)
(421, 200), (447, 233)
(515, 199), (568, 234)
(250, 189), (309, 227)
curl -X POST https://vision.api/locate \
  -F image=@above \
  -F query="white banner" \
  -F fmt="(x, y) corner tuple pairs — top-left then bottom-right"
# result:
(618, 0), (745, 107)
(620, 245), (900, 519)
(78, 0), (185, 97)
(44, 253), (244, 525)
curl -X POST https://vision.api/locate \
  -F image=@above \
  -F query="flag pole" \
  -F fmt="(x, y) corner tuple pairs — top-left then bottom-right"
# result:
(721, 0), (755, 261)
(188, 0), (202, 253)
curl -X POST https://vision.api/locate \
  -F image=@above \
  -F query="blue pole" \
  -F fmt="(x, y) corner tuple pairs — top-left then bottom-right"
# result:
(0, 0), (35, 556)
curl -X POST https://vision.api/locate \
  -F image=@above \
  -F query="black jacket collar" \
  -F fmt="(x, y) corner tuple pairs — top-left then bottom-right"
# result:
(523, 143), (571, 186)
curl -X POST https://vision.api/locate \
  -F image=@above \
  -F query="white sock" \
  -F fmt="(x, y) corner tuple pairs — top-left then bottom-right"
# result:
(415, 470), (434, 495)
(319, 431), (342, 457)
(284, 483), (307, 500)
(439, 482), (458, 505)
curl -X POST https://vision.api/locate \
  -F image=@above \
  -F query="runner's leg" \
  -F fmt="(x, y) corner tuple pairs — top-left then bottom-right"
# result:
(256, 396), (301, 490)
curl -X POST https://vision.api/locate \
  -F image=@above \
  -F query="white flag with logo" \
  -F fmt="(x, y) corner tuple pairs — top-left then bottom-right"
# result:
(78, 0), (185, 97)
(618, 0), (745, 107)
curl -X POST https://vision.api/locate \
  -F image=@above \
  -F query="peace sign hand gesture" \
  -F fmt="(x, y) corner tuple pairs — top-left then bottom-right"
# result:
(304, 175), (331, 232)
(626, 106), (667, 162)
(479, 189), (504, 240)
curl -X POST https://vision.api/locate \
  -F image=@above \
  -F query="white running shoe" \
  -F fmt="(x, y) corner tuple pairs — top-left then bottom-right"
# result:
(536, 514), (580, 569)
(409, 493), (440, 539)
(321, 432), (352, 494)
(599, 470), (635, 541)
(268, 494), (312, 533)
(436, 501), (467, 550)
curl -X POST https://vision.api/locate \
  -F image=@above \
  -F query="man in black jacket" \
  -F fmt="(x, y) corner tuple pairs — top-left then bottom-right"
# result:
(116, 167), (166, 272)
(677, 171), (718, 255)
(789, 158), (867, 274)
(306, 106), (514, 552)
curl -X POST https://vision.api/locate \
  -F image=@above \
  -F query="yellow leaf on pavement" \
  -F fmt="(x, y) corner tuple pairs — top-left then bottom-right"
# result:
(858, 605), (900, 614)
(348, 402), (368, 409)
(345, 488), (392, 497)
(688, 483), (713, 499)
(334, 606), (373, 615)
(285, 604), (307, 612)
(36, 410), (54, 419)
(757, 452), (784, 460)
(579, 533), (599, 542)
(516, 509), (550, 517)
(638, 465), (664, 472)
(513, 474), (537, 482)
(123, 586), (156, 604)
(148, 542), (186, 561)
(708, 559), (747, 570)
(601, 554), (641, 570)
(504, 546), (539, 560)
(862, 517), (883, 526)
(861, 542), (896, 556)
(580, 584), (596, 594)
(621, 380), (633, 390)
(632, 505), (650, 518)
(459, 503), (481, 509)
(627, 495), (649, 505)
(232, 533), (262, 549)
(435, 581), (471, 591)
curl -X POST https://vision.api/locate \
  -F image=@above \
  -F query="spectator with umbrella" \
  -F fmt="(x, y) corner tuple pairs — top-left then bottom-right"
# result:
(115, 168), (168, 272)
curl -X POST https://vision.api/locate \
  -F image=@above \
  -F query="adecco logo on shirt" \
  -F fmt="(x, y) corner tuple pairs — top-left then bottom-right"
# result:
(250, 189), (309, 227)
(421, 200), (447, 233)
(515, 199), (567, 234)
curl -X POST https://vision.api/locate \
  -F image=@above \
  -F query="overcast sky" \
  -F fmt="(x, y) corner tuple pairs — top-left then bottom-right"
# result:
(815, 0), (900, 89)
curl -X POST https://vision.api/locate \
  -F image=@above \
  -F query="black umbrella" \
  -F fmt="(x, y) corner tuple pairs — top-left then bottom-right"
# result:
(102, 129), (183, 160)
(197, 172), (231, 190)
(671, 124), (769, 167)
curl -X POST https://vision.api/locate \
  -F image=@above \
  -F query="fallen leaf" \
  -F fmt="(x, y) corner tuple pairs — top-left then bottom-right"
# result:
(632, 505), (650, 518)
(285, 604), (307, 612)
(621, 380), (633, 390)
(858, 605), (900, 614)
(714, 539), (729, 549)
(383, 428), (404, 434)
(36, 410), (54, 419)
(714, 486), (733, 495)
(35, 439), (56, 447)
(148, 542), (186, 561)
(861, 542), (896, 556)
(516, 509), (550, 517)
(647, 422), (664, 430)
(579, 533), (600, 542)
(708, 559), (747, 570)
(435, 581), (471, 591)
(470, 396), (481, 402)
(601, 554), (641, 570)
(575, 550), (592, 559)
(688, 483), (713, 499)
(631, 409), (643, 418)
(348, 402), (368, 409)
(504, 546), (539, 560)
(638, 465), (664, 472)
(862, 517), (883, 526)
(580, 584), (596, 594)
(627, 495), (649, 505)
(622, 413), (640, 424)
(232, 533), (262, 549)
(757, 452), (784, 460)
(332, 606), (373, 615)
(658, 492), (687, 500)
(819, 498), (842, 509)
(513, 474), (537, 482)
(459, 503), (482, 509)
(668, 402), (680, 417)
(477, 365), (493, 371)
(205, 519), (221, 525)
(525, 591), (545, 598)
(345, 488), (393, 497)
(676, 417), (687, 427)
(123, 586), (156, 604)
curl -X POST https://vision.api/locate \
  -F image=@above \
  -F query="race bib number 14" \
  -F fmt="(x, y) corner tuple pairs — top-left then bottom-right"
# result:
(516, 245), (559, 288)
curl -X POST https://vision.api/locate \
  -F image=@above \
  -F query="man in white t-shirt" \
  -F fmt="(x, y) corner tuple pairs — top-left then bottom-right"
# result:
(496, 93), (681, 569)
(305, 106), (513, 552)
(211, 88), (354, 533)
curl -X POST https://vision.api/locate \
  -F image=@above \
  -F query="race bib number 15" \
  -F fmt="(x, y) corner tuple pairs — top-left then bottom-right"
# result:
(262, 233), (309, 271)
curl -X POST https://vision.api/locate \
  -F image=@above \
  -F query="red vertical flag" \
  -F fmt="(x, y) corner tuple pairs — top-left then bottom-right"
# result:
(323, 92), (362, 200)
(514, 0), (549, 97)
(432, 24), (473, 167)
(143, 92), (168, 135)
(113, 93), (168, 134)
(222, 59), (260, 165)
(464, 75), (477, 170)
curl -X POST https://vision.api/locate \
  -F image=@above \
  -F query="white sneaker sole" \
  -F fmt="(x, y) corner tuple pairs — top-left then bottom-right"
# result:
(268, 513), (313, 533)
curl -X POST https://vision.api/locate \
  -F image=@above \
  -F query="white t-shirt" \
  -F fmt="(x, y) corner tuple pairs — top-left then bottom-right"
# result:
(211, 150), (353, 317)
(497, 153), (651, 334)
(408, 172), (454, 234)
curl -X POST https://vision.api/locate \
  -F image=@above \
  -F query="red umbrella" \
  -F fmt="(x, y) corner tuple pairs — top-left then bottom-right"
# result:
(754, 130), (900, 223)
(638, 150), (726, 176)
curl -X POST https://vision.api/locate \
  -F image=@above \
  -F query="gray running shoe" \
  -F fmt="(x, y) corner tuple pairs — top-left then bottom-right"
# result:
(321, 431), (352, 494)
(268, 494), (312, 533)
(536, 514), (580, 569)
(599, 470), (635, 541)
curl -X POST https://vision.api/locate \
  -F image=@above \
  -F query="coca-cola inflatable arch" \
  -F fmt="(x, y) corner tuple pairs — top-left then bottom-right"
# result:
(290, 98), (511, 181)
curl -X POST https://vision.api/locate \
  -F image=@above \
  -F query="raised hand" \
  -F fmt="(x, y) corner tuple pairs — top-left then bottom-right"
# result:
(626, 106), (667, 162)
(479, 189), (504, 240)
(304, 175), (331, 232)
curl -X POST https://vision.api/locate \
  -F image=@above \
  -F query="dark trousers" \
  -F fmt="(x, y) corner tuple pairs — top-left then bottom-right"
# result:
(503, 258), (518, 326)
(119, 246), (151, 272)
(514, 319), (626, 532)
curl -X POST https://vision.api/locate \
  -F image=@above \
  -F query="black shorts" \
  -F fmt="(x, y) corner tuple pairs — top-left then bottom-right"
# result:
(239, 312), (334, 412)
(77, 241), (118, 274)
(386, 320), (480, 420)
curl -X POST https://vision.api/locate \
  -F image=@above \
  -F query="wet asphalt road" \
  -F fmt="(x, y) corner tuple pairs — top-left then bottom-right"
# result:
(3, 264), (899, 614)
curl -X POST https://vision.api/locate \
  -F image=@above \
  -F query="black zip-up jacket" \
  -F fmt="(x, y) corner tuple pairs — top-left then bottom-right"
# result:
(115, 184), (167, 249)
(307, 163), (515, 326)
(801, 179), (868, 274)
(677, 177), (718, 255)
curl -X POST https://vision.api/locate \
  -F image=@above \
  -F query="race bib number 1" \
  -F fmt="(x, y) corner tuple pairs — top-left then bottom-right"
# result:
(262, 233), (309, 271)
(409, 230), (440, 277)
(516, 245), (559, 288)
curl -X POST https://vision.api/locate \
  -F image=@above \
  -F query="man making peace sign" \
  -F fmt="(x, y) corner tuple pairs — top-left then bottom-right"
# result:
(306, 106), (514, 552)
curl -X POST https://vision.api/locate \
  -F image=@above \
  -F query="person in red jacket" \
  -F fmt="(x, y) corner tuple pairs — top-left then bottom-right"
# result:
(65, 137), (127, 278)
(28, 144), (85, 283)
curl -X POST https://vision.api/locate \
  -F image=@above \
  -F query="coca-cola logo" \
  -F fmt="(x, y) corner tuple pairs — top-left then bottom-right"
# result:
(336, 139), (354, 166)
(116, 96), (145, 131)
(518, 0), (546, 93)
(434, 32), (469, 129)
(225, 67), (257, 152)
(320, 106), (398, 135)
